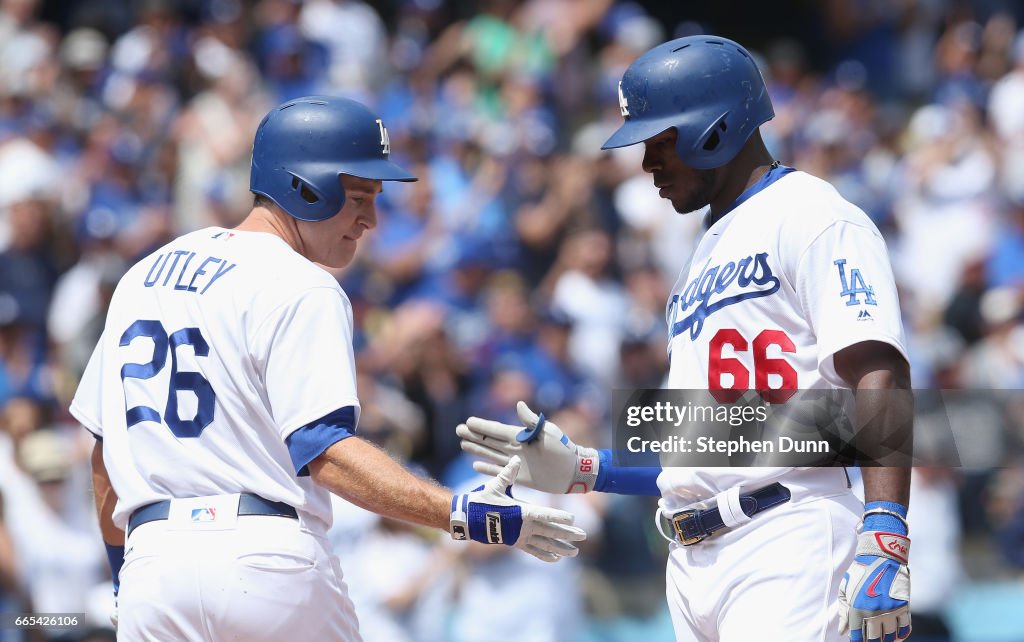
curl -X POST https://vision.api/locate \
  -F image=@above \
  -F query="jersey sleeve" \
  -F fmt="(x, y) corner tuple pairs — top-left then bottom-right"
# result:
(69, 334), (106, 439)
(253, 286), (362, 441)
(796, 221), (909, 387)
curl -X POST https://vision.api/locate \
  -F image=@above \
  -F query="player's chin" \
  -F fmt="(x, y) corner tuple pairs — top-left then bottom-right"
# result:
(320, 244), (357, 269)
(669, 194), (706, 215)
(662, 182), (710, 213)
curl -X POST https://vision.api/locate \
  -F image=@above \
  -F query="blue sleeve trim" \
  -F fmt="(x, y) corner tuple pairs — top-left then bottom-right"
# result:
(594, 449), (661, 496)
(285, 406), (357, 477)
(863, 500), (909, 535)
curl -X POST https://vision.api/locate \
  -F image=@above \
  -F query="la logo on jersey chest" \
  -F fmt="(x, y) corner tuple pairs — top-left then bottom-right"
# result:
(667, 252), (781, 341)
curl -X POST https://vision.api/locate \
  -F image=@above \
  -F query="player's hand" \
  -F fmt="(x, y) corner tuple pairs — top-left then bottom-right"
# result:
(457, 401), (599, 494)
(838, 531), (911, 642)
(449, 456), (587, 562)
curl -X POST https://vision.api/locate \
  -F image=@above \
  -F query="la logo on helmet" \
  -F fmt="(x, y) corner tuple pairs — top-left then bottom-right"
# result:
(376, 119), (391, 155)
(617, 81), (630, 117)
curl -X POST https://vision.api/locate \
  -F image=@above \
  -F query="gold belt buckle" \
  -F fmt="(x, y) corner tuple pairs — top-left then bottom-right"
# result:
(671, 510), (707, 546)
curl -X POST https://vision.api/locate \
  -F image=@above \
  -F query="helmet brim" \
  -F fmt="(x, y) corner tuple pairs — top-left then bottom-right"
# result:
(340, 158), (418, 182)
(601, 117), (679, 150)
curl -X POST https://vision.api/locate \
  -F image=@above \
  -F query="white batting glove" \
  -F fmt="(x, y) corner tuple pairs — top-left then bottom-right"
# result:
(457, 401), (600, 494)
(838, 530), (912, 642)
(449, 455), (587, 562)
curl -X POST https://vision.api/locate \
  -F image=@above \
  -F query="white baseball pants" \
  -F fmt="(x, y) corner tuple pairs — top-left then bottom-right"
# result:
(665, 474), (861, 642)
(118, 512), (360, 641)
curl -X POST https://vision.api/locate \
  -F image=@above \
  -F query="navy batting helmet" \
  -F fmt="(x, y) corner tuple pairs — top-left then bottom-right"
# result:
(601, 36), (774, 169)
(250, 96), (417, 222)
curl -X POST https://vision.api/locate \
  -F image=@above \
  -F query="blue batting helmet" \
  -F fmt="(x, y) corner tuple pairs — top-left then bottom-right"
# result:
(250, 96), (417, 222)
(601, 36), (774, 169)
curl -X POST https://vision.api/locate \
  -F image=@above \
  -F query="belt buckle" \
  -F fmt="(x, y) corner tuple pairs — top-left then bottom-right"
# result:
(671, 510), (706, 546)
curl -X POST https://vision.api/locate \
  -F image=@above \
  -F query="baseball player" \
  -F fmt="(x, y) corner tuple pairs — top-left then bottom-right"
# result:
(71, 96), (585, 641)
(459, 36), (913, 642)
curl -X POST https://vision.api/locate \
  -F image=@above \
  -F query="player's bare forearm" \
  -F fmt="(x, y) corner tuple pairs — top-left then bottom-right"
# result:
(861, 467), (910, 507)
(309, 437), (452, 532)
(834, 340), (913, 504)
(90, 441), (124, 546)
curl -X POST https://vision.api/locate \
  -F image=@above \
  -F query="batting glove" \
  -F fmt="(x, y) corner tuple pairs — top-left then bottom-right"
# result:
(839, 505), (911, 642)
(457, 401), (599, 494)
(449, 455), (587, 562)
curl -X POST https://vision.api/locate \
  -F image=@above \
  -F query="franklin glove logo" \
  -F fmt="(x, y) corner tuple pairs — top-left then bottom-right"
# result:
(486, 512), (503, 544)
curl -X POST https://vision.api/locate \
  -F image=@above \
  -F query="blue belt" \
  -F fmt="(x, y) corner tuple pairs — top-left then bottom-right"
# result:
(128, 493), (297, 537)
(667, 483), (792, 545)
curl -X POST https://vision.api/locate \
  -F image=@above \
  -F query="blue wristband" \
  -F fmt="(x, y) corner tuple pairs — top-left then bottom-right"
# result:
(105, 543), (125, 595)
(594, 450), (661, 496)
(863, 500), (908, 536)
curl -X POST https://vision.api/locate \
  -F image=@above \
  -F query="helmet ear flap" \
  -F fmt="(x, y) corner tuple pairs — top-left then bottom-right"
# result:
(280, 169), (345, 221)
(676, 114), (731, 167)
(702, 118), (729, 152)
(290, 176), (320, 204)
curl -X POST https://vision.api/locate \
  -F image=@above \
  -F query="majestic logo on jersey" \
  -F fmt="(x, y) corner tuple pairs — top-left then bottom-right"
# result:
(376, 118), (391, 155)
(617, 81), (630, 117)
(834, 259), (877, 306)
(667, 253), (781, 341)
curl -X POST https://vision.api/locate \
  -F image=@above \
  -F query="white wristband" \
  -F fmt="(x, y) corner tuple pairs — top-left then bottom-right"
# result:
(569, 447), (599, 493)
(450, 495), (468, 541)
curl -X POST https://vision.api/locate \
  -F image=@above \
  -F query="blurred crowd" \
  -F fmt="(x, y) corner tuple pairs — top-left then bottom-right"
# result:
(0, 0), (1023, 640)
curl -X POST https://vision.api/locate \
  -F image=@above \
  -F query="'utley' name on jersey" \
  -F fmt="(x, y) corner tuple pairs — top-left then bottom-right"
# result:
(142, 248), (237, 294)
(667, 252), (780, 342)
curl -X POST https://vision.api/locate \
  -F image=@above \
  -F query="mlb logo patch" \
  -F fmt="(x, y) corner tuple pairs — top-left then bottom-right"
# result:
(168, 495), (238, 530)
(191, 507), (217, 522)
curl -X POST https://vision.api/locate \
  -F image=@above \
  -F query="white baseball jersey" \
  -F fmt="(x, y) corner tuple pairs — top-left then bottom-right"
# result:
(71, 227), (360, 531)
(657, 168), (908, 506)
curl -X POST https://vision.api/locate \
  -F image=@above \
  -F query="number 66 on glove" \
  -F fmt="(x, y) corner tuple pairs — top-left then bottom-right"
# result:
(457, 401), (600, 494)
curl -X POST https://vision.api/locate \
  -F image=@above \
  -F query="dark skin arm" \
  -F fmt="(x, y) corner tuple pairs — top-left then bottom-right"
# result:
(833, 340), (912, 508)
(91, 442), (125, 547)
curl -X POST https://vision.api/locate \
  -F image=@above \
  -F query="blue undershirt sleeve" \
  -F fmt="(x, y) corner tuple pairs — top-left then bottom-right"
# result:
(285, 406), (357, 477)
(593, 449), (662, 496)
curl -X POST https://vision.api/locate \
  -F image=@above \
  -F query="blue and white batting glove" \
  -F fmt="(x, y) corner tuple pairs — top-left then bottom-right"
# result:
(449, 455), (587, 562)
(457, 401), (599, 494)
(838, 501), (912, 642)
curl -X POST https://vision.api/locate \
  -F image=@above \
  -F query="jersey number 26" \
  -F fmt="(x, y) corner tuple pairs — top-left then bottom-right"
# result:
(119, 319), (216, 438)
